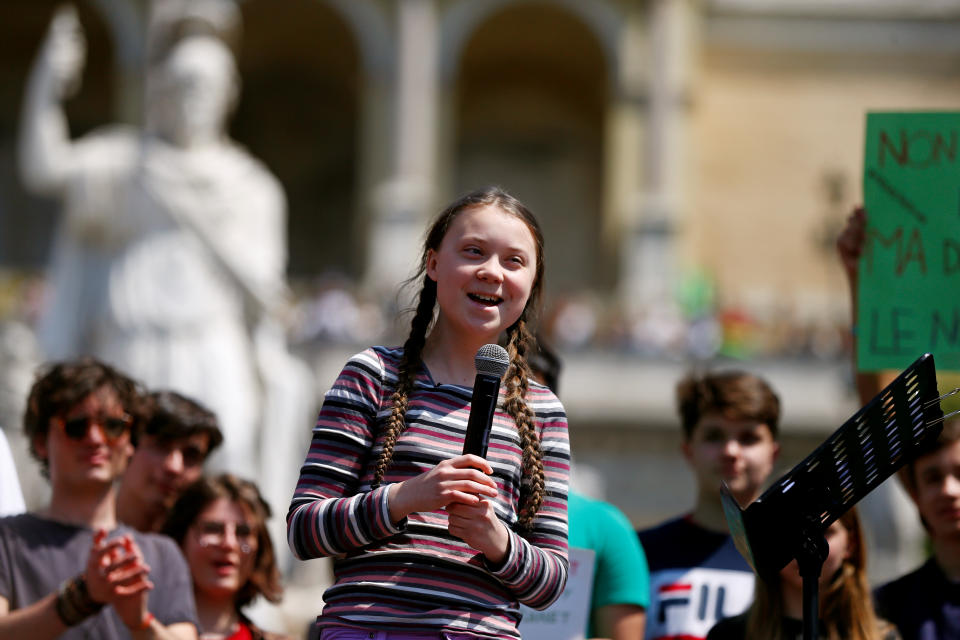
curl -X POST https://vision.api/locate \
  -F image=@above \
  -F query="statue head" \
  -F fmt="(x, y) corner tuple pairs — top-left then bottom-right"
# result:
(146, 34), (239, 147)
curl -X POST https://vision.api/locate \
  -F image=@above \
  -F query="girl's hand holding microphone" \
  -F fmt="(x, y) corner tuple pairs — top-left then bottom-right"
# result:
(387, 454), (509, 562)
(446, 499), (510, 565)
(388, 454), (498, 522)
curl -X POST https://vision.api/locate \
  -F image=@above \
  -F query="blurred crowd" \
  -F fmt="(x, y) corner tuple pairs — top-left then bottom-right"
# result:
(0, 268), (850, 364)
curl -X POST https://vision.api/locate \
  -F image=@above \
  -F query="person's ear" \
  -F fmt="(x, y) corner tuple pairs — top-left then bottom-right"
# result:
(681, 439), (694, 464)
(32, 432), (49, 464)
(425, 249), (439, 282)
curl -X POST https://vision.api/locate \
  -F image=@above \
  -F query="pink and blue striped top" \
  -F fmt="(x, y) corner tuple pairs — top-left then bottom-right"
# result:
(287, 346), (570, 638)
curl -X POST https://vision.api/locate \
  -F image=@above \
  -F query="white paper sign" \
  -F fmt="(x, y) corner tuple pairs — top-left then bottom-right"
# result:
(518, 547), (596, 640)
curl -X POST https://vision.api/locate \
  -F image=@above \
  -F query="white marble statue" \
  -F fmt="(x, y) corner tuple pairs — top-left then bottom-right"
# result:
(18, 6), (314, 512)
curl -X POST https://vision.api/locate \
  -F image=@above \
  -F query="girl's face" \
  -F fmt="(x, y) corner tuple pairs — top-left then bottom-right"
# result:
(426, 205), (538, 345)
(779, 518), (851, 591)
(183, 497), (258, 601)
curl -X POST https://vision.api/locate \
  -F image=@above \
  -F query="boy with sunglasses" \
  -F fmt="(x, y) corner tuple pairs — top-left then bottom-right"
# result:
(117, 391), (223, 533)
(0, 358), (198, 639)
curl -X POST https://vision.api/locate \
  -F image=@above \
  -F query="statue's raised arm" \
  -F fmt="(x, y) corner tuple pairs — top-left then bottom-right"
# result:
(18, 10), (316, 570)
(19, 5), (87, 195)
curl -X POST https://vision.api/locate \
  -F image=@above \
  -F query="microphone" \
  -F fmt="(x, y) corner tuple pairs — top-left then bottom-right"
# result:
(462, 344), (510, 458)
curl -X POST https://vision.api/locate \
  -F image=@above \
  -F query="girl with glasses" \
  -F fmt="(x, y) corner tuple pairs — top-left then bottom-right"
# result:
(163, 474), (289, 640)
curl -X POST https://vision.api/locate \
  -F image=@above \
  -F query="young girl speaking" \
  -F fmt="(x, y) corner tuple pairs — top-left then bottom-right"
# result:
(287, 187), (570, 639)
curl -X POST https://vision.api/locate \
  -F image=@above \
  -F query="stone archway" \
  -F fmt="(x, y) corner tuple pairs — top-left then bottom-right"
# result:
(451, 3), (610, 293)
(235, 0), (362, 279)
(0, 1), (116, 269)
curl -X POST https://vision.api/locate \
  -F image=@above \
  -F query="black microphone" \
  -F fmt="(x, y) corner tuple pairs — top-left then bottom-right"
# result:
(462, 344), (510, 458)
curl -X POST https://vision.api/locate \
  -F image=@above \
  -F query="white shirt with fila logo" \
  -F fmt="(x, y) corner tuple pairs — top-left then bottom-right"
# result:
(638, 516), (756, 640)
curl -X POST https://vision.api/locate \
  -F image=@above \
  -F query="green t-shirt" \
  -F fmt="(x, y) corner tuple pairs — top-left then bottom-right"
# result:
(568, 490), (651, 637)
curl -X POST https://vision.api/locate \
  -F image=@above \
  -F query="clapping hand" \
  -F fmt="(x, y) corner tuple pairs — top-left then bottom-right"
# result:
(84, 530), (153, 629)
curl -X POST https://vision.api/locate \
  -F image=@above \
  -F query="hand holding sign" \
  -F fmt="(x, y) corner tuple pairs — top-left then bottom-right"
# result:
(859, 112), (960, 372)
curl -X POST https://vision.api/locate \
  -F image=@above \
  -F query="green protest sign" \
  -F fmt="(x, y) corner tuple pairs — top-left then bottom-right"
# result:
(859, 112), (960, 372)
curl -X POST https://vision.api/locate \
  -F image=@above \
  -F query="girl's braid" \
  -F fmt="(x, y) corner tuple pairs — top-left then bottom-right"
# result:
(503, 318), (545, 533)
(371, 278), (436, 488)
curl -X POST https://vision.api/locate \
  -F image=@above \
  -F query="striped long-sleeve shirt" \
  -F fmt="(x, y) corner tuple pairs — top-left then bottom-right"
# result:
(287, 346), (570, 638)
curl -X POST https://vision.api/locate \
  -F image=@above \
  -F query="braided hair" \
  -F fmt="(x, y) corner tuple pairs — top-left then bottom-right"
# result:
(371, 186), (547, 533)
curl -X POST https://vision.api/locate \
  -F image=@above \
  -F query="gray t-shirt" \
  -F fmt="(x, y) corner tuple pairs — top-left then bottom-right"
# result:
(0, 513), (198, 638)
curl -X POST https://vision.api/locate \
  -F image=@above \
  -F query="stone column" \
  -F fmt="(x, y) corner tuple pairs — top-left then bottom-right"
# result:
(603, 3), (649, 292)
(366, 0), (440, 299)
(620, 0), (699, 313)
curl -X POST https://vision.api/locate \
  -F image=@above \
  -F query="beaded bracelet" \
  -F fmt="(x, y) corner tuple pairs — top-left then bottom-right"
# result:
(54, 575), (104, 627)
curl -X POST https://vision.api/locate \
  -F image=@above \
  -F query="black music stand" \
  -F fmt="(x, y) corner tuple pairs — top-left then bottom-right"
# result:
(721, 352), (953, 640)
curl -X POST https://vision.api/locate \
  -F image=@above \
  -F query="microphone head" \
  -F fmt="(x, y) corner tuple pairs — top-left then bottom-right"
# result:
(475, 344), (510, 378)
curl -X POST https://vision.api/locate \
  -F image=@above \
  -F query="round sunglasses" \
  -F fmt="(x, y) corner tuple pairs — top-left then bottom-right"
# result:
(60, 413), (132, 441)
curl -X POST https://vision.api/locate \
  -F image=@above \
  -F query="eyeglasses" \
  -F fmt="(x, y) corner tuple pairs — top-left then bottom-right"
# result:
(195, 520), (256, 554)
(62, 414), (132, 441)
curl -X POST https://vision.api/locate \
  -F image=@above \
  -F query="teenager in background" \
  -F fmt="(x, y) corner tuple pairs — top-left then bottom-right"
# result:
(0, 358), (197, 638)
(163, 474), (289, 640)
(118, 391), (223, 533)
(639, 370), (781, 640)
(838, 207), (960, 640)
(707, 507), (899, 640)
